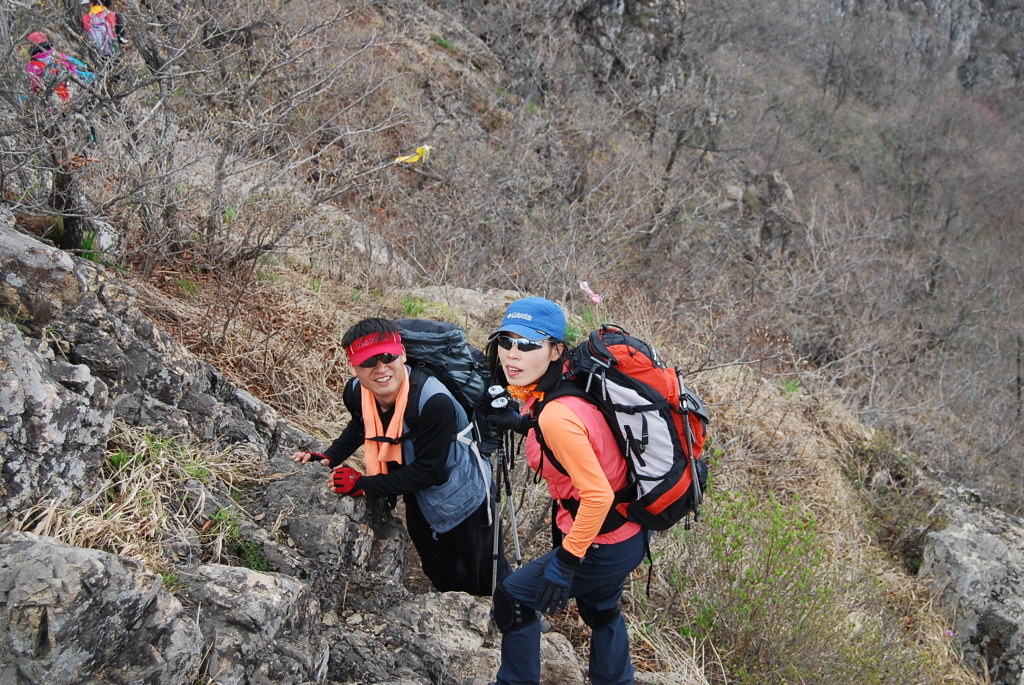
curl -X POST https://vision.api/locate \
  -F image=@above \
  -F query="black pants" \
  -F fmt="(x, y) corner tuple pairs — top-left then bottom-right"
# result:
(405, 492), (512, 597)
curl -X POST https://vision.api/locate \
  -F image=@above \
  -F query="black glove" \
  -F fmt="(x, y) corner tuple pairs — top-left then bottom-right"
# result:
(533, 547), (580, 614)
(486, 404), (531, 435)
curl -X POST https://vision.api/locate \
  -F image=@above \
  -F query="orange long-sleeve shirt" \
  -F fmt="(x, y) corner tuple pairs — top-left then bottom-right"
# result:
(526, 396), (641, 558)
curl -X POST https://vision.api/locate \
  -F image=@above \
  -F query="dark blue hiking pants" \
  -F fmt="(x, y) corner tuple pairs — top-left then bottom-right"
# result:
(495, 528), (648, 685)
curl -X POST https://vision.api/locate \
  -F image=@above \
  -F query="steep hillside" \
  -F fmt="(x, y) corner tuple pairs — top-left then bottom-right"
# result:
(5, 0), (1024, 681)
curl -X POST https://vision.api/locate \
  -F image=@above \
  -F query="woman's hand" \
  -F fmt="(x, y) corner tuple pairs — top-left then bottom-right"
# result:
(534, 547), (581, 614)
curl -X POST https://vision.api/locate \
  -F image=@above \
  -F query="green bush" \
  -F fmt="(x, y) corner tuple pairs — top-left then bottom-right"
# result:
(649, 490), (954, 684)
(692, 492), (838, 681)
(401, 295), (429, 317)
(777, 377), (800, 395)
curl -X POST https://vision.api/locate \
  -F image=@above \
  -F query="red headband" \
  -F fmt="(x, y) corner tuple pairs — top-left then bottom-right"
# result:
(346, 331), (403, 366)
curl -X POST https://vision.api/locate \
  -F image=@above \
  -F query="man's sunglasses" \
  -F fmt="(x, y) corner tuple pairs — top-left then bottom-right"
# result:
(356, 352), (401, 368)
(496, 335), (550, 353)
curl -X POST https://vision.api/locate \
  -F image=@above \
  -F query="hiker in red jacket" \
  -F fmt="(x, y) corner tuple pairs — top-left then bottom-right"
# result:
(80, 0), (121, 62)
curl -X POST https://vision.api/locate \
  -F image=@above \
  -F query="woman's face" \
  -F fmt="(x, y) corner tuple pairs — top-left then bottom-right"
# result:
(496, 333), (564, 387)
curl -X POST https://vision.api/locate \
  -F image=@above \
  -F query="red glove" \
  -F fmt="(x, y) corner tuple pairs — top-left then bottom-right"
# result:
(331, 466), (364, 497)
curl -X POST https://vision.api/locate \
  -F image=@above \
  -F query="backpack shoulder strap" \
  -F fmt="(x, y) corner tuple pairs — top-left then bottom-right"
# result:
(532, 383), (591, 477)
(401, 367), (431, 436)
(534, 382), (632, 535)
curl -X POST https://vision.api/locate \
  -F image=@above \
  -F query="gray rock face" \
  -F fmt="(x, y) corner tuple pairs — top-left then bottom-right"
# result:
(262, 464), (412, 614)
(179, 564), (329, 685)
(0, 531), (203, 685)
(828, 0), (1024, 95)
(573, 0), (688, 86)
(0, 320), (111, 519)
(920, 485), (1024, 685)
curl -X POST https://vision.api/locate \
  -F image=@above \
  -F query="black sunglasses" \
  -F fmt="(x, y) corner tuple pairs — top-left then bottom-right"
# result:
(496, 335), (550, 353)
(356, 352), (401, 368)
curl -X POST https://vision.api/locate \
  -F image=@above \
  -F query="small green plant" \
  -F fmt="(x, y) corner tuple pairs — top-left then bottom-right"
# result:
(401, 295), (429, 317)
(80, 229), (102, 263)
(175, 277), (199, 299)
(433, 35), (455, 51)
(209, 507), (242, 540)
(309, 277), (322, 294)
(161, 573), (183, 592)
(579, 307), (599, 329)
(1, 306), (30, 329)
(563, 322), (585, 346)
(257, 269), (280, 285)
(350, 287), (363, 302)
(106, 448), (137, 471)
(183, 457), (212, 482)
(777, 377), (800, 395)
(235, 540), (269, 572)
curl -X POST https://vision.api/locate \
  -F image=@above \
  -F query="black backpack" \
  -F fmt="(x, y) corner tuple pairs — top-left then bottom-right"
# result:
(396, 319), (502, 455)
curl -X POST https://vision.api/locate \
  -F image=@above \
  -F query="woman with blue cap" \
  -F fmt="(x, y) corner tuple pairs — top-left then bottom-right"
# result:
(467, 297), (648, 685)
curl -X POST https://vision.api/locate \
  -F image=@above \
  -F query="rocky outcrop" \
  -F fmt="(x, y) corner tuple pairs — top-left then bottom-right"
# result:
(863, 451), (1024, 685)
(0, 211), (594, 684)
(0, 320), (111, 519)
(830, 0), (1024, 96)
(920, 482), (1024, 685)
(179, 564), (329, 685)
(0, 531), (203, 684)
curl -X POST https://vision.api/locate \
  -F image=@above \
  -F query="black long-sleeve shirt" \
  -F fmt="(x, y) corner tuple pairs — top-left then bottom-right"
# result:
(323, 373), (458, 500)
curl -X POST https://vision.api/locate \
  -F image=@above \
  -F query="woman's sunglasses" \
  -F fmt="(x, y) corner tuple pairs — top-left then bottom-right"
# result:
(496, 335), (550, 353)
(356, 352), (400, 368)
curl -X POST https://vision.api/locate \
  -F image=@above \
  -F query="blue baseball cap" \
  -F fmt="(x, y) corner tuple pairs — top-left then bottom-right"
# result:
(492, 297), (566, 342)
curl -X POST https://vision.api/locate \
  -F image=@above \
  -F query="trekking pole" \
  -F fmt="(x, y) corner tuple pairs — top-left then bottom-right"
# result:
(501, 440), (522, 565)
(489, 439), (523, 593)
(487, 387), (523, 570)
(679, 374), (703, 525)
(491, 442), (503, 595)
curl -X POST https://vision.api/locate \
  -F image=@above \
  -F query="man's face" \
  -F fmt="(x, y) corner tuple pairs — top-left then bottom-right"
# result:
(351, 350), (408, 409)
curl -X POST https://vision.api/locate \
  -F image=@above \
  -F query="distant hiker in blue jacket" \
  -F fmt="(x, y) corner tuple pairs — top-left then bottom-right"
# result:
(292, 317), (511, 596)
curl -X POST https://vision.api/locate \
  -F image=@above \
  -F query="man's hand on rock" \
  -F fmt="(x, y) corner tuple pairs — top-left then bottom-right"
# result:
(291, 451), (330, 465)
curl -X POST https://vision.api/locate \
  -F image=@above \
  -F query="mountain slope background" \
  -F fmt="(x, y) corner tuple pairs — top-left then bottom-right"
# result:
(3, 0), (1023, 682)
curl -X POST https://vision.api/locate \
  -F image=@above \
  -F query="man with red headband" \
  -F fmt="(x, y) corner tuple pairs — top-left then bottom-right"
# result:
(292, 317), (510, 596)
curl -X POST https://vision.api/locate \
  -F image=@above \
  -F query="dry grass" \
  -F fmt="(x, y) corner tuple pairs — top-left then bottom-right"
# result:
(130, 265), (370, 442)
(12, 421), (283, 576)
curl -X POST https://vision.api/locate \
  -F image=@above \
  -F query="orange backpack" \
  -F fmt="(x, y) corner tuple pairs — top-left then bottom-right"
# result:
(535, 325), (709, 531)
